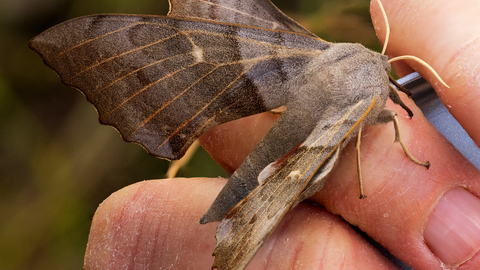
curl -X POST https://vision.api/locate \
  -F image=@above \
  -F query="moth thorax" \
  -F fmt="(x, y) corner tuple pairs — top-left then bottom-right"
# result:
(302, 43), (390, 110)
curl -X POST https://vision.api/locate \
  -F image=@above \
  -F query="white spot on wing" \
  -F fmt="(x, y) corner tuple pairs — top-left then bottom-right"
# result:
(192, 45), (203, 63)
(288, 170), (300, 178)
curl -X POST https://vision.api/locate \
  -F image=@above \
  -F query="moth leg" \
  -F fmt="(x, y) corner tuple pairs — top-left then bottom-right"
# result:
(389, 74), (412, 97)
(165, 140), (200, 178)
(356, 123), (367, 199)
(378, 110), (430, 168)
(392, 113), (430, 168)
(388, 84), (413, 118)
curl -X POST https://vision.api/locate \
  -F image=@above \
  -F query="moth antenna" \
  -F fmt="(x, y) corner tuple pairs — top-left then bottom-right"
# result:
(388, 55), (450, 88)
(375, 0), (390, 55)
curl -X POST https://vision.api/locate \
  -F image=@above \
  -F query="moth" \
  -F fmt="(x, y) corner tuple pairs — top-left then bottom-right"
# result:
(29, 0), (447, 269)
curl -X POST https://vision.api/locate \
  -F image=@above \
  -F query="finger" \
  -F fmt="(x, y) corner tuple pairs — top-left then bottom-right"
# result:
(250, 203), (398, 270)
(84, 178), (397, 269)
(371, 0), (480, 145)
(311, 95), (480, 269)
(84, 178), (221, 269)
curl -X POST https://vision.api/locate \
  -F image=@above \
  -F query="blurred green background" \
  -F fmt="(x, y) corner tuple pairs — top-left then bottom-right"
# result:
(0, 0), (380, 269)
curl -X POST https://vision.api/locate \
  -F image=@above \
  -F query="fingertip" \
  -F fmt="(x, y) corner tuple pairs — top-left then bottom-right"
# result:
(424, 187), (480, 267)
(85, 178), (225, 269)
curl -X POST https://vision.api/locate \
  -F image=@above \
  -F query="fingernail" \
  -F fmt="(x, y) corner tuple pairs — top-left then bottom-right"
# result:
(424, 187), (480, 266)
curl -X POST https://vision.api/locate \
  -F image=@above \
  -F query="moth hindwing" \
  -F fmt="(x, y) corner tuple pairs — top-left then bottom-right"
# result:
(213, 98), (377, 270)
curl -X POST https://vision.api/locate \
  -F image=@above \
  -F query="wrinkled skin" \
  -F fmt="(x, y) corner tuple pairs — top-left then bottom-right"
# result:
(84, 0), (480, 269)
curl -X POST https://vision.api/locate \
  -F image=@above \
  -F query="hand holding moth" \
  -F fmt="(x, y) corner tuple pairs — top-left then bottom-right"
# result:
(28, 0), (478, 265)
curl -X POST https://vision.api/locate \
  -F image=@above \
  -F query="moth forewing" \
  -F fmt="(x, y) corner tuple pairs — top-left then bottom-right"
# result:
(28, 14), (329, 161)
(213, 98), (378, 270)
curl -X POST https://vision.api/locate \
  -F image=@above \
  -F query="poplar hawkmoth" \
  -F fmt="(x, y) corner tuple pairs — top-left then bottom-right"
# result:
(29, 0), (446, 269)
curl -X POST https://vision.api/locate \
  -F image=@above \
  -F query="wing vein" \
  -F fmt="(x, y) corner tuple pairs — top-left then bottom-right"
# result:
(93, 51), (199, 99)
(152, 63), (254, 152)
(175, 89), (257, 154)
(65, 32), (182, 82)
(51, 22), (143, 60)
(126, 62), (220, 139)
(105, 63), (193, 116)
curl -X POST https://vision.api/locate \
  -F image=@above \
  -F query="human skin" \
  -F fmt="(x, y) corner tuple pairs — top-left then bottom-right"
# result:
(84, 0), (480, 269)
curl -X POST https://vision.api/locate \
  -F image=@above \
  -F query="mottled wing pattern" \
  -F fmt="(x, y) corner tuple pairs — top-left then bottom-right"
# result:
(212, 98), (377, 270)
(168, 0), (317, 36)
(29, 15), (328, 160)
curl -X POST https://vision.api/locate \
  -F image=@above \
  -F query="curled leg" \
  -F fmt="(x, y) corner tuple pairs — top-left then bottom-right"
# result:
(377, 110), (430, 168)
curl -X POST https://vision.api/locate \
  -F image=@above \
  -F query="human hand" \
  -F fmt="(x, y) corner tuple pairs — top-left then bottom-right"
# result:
(84, 0), (480, 269)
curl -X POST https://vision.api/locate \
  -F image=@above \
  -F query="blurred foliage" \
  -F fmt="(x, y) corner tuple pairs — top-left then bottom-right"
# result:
(0, 0), (379, 269)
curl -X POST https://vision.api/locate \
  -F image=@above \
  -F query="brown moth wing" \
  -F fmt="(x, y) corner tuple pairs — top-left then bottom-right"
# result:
(168, 0), (317, 37)
(213, 97), (377, 270)
(29, 15), (328, 160)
